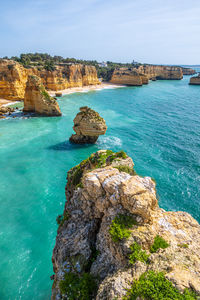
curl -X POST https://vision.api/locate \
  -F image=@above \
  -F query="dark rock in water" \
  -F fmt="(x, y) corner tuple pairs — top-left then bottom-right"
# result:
(69, 106), (107, 144)
(55, 92), (62, 97)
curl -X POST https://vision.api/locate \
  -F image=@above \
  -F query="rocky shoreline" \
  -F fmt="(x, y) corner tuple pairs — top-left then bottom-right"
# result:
(52, 150), (200, 300)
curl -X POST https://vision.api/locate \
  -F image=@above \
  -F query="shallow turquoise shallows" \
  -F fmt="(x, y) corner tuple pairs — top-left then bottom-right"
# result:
(1, 74), (200, 299)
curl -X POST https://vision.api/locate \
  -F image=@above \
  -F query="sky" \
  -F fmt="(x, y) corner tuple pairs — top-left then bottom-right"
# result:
(0, 0), (200, 64)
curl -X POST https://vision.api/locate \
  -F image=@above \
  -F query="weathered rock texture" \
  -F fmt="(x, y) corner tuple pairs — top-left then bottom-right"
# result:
(0, 59), (100, 101)
(23, 75), (61, 116)
(0, 59), (31, 100)
(190, 75), (200, 85)
(110, 65), (183, 86)
(52, 150), (200, 299)
(69, 107), (107, 144)
(181, 67), (196, 75)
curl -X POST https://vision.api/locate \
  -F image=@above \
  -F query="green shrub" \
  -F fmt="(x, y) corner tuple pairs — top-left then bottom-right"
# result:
(123, 271), (198, 300)
(116, 150), (127, 159)
(109, 214), (137, 242)
(59, 272), (97, 300)
(178, 243), (189, 248)
(150, 235), (170, 253)
(129, 242), (149, 264)
(114, 165), (136, 175)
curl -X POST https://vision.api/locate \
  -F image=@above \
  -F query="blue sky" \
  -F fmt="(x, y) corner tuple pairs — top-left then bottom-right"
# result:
(1, 0), (200, 64)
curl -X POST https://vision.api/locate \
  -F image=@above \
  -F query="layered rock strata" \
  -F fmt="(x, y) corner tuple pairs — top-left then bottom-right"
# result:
(110, 65), (183, 86)
(23, 75), (61, 116)
(52, 150), (200, 300)
(69, 106), (107, 144)
(0, 59), (100, 101)
(182, 67), (196, 75)
(189, 75), (200, 85)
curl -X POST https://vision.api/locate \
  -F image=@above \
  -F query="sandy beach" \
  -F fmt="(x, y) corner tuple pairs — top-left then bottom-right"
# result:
(48, 82), (125, 97)
(0, 83), (125, 107)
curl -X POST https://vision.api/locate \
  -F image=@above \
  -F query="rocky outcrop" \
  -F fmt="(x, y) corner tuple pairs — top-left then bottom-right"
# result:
(0, 59), (100, 101)
(0, 106), (15, 119)
(23, 75), (61, 116)
(110, 65), (183, 86)
(69, 107), (107, 144)
(181, 67), (196, 75)
(110, 68), (143, 86)
(52, 150), (200, 300)
(189, 74), (200, 85)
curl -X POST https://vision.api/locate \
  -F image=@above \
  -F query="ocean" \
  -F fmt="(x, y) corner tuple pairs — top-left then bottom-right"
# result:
(0, 73), (200, 299)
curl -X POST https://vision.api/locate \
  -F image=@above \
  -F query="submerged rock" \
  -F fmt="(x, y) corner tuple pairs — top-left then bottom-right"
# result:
(52, 150), (200, 299)
(69, 106), (107, 144)
(23, 75), (61, 116)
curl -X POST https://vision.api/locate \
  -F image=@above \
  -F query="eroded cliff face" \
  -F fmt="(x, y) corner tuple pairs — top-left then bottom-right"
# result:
(52, 150), (200, 300)
(110, 65), (183, 86)
(0, 60), (100, 100)
(39, 64), (100, 91)
(0, 59), (31, 100)
(23, 75), (61, 116)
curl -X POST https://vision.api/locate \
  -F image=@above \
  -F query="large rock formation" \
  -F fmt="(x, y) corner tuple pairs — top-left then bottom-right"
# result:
(110, 65), (183, 86)
(189, 74), (200, 85)
(110, 68), (143, 86)
(52, 150), (200, 300)
(23, 75), (61, 116)
(39, 64), (100, 91)
(69, 107), (107, 144)
(181, 67), (196, 76)
(0, 59), (30, 100)
(0, 59), (100, 101)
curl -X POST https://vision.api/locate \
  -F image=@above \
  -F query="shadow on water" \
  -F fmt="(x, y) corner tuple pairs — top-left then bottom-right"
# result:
(47, 140), (95, 151)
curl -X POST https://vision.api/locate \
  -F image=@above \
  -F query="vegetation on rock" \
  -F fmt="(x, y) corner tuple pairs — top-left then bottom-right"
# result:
(114, 165), (136, 175)
(109, 214), (137, 242)
(59, 272), (97, 300)
(150, 235), (170, 253)
(129, 242), (149, 264)
(123, 271), (198, 300)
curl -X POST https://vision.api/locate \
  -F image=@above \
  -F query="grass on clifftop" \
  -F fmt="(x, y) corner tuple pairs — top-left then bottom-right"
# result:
(68, 150), (132, 189)
(109, 214), (137, 242)
(150, 235), (170, 253)
(59, 272), (97, 300)
(123, 271), (198, 300)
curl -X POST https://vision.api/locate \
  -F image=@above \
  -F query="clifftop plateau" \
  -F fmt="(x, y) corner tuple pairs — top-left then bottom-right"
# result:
(52, 150), (200, 300)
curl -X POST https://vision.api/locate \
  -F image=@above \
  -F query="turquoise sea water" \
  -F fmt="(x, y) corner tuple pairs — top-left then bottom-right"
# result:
(0, 74), (200, 299)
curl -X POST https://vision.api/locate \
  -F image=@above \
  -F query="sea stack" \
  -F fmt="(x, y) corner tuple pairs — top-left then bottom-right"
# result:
(189, 74), (200, 85)
(69, 106), (107, 144)
(23, 75), (61, 116)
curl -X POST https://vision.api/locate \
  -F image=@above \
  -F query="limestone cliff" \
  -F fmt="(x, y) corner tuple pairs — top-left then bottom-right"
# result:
(52, 150), (200, 300)
(110, 68), (143, 86)
(69, 106), (107, 144)
(110, 65), (183, 86)
(181, 67), (196, 75)
(23, 75), (61, 116)
(39, 64), (100, 91)
(0, 59), (30, 100)
(189, 75), (200, 85)
(0, 59), (100, 101)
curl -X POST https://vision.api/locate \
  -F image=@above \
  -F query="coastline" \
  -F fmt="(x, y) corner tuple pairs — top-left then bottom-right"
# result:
(0, 83), (125, 107)
(48, 82), (126, 97)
